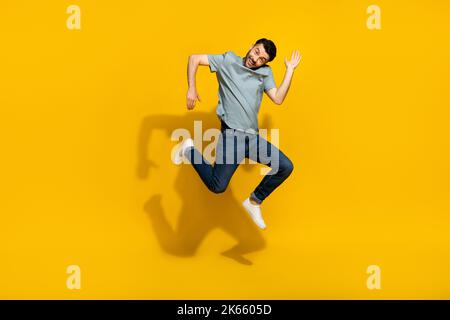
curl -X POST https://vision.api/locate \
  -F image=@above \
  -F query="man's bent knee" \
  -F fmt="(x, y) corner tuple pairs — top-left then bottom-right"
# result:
(208, 183), (228, 194)
(281, 158), (294, 177)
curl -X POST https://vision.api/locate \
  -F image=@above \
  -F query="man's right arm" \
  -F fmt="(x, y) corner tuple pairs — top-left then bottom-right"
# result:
(186, 54), (209, 110)
(187, 54), (209, 89)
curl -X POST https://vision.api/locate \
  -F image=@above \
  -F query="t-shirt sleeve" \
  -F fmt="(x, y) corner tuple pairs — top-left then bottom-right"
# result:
(207, 52), (226, 73)
(263, 67), (277, 92)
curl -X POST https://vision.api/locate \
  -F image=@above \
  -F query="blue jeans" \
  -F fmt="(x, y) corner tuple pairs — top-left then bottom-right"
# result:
(184, 119), (294, 204)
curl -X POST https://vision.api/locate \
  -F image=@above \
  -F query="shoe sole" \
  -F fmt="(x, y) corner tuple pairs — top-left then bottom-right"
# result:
(172, 145), (184, 165)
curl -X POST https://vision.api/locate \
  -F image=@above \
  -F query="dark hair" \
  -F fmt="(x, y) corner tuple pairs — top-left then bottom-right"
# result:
(254, 38), (277, 63)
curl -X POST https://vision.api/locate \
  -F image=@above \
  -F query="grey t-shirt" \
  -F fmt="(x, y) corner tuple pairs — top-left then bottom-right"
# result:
(207, 51), (276, 134)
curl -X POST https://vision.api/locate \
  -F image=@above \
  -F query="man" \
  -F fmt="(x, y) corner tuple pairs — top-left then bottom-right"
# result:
(176, 38), (301, 230)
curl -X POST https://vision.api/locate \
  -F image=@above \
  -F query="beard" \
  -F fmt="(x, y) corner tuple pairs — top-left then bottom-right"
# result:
(244, 53), (257, 69)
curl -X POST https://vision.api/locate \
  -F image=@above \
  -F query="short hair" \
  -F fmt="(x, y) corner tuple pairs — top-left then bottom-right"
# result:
(254, 38), (277, 63)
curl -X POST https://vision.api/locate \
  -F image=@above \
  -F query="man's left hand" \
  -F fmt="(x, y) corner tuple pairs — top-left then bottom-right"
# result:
(284, 50), (302, 70)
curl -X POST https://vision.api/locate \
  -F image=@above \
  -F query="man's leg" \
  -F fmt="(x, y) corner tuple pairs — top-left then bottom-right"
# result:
(247, 134), (294, 204)
(184, 129), (243, 194)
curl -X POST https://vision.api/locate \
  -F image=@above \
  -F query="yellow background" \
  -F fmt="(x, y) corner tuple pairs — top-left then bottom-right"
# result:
(1, 0), (450, 299)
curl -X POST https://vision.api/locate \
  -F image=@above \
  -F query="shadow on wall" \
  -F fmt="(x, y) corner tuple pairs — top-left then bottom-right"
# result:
(136, 111), (273, 265)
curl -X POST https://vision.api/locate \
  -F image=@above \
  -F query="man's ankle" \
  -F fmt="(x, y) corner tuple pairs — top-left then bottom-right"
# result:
(249, 193), (262, 206)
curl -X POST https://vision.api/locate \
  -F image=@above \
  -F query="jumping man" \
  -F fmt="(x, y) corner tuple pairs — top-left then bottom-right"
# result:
(175, 38), (301, 229)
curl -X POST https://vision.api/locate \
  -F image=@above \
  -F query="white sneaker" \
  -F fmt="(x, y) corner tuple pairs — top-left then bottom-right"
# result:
(242, 198), (266, 230)
(172, 138), (194, 165)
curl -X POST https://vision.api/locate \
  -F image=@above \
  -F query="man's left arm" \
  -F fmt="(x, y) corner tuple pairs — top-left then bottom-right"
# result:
(266, 50), (302, 105)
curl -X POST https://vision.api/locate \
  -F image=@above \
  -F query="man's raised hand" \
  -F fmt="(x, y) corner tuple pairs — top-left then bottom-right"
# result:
(284, 50), (302, 71)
